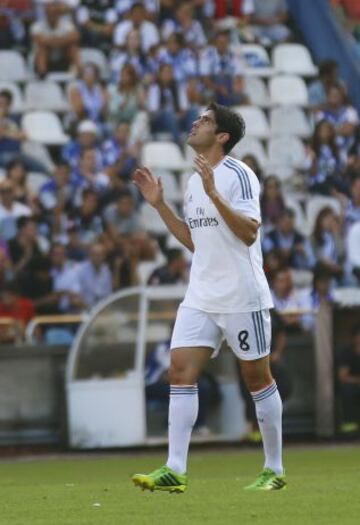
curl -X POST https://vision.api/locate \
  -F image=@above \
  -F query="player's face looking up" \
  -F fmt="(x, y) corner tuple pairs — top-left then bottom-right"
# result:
(187, 110), (229, 153)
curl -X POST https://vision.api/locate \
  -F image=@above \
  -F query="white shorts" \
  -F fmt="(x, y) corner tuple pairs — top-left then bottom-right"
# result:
(170, 305), (271, 361)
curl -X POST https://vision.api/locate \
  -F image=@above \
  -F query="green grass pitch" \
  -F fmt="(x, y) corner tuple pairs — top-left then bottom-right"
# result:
(1, 446), (360, 525)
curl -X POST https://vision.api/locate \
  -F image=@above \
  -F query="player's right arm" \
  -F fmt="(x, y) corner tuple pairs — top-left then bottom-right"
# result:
(133, 167), (194, 253)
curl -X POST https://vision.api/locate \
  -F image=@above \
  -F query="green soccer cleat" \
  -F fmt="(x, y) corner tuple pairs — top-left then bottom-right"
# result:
(132, 465), (187, 493)
(244, 468), (287, 491)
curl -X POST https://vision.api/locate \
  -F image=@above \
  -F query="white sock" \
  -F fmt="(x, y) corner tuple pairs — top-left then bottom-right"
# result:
(251, 382), (284, 475)
(166, 385), (198, 474)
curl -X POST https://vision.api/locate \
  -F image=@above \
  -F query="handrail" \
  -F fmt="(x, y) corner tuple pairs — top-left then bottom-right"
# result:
(25, 314), (88, 344)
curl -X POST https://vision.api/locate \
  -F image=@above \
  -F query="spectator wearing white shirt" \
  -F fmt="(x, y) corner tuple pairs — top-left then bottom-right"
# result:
(147, 64), (199, 145)
(270, 267), (304, 332)
(50, 243), (85, 313)
(116, 0), (158, 20)
(114, 2), (159, 53)
(199, 30), (247, 106)
(76, 0), (118, 50)
(31, 1), (80, 77)
(76, 242), (113, 308)
(0, 180), (31, 242)
(162, 1), (207, 50)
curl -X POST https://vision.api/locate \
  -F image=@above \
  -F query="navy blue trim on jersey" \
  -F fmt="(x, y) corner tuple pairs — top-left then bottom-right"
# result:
(224, 157), (253, 200)
(252, 312), (262, 355)
(257, 311), (267, 354)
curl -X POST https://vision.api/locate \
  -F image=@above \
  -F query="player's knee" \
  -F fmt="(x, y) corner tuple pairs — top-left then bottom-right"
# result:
(169, 362), (195, 385)
(243, 370), (274, 393)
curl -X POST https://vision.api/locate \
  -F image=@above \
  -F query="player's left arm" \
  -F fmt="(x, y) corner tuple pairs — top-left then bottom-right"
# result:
(194, 155), (260, 246)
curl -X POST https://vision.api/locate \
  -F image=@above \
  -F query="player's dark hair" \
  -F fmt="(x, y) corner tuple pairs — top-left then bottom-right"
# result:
(208, 102), (246, 154)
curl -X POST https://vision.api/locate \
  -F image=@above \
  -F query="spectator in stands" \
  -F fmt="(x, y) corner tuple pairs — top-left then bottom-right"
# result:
(102, 122), (139, 180)
(298, 263), (334, 332)
(162, 1), (207, 50)
(0, 0), (33, 50)
(145, 336), (221, 435)
(263, 208), (315, 270)
(344, 174), (360, 229)
(346, 222), (360, 284)
(117, 0), (159, 20)
(0, 90), (47, 173)
(19, 255), (59, 315)
(68, 63), (108, 126)
(62, 119), (103, 171)
(306, 120), (347, 196)
(103, 189), (156, 262)
(260, 175), (286, 232)
(241, 154), (263, 182)
(110, 28), (149, 83)
(157, 33), (198, 85)
(73, 148), (110, 198)
(270, 267), (304, 331)
(63, 189), (103, 252)
(39, 161), (80, 214)
(338, 325), (360, 433)
(31, 0), (80, 77)
(114, 2), (159, 53)
(315, 83), (359, 159)
(199, 30), (247, 106)
(332, 0), (360, 50)
(0, 281), (35, 343)
(76, 0), (118, 50)
(5, 159), (33, 206)
(311, 207), (344, 279)
(107, 64), (149, 144)
(147, 248), (188, 285)
(147, 64), (198, 145)
(0, 180), (31, 241)
(8, 216), (45, 279)
(0, 240), (12, 286)
(75, 242), (113, 308)
(308, 59), (346, 112)
(50, 242), (85, 313)
(250, 0), (291, 46)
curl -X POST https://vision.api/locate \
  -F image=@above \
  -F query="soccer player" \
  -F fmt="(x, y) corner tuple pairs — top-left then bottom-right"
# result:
(132, 102), (286, 492)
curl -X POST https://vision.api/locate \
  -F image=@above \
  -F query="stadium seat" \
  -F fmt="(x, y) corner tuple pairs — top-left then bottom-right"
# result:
(21, 141), (55, 172)
(154, 170), (182, 202)
(25, 81), (68, 112)
(80, 48), (109, 79)
(22, 111), (69, 145)
(231, 136), (268, 167)
(27, 172), (49, 193)
(0, 51), (29, 81)
(305, 196), (342, 234)
(139, 203), (169, 235)
(272, 44), (318, 77)
(233, 106), (269, 138)
(267, 136), (307, 181)
(269, 107), (312, 138)
(0, 81), (24, 112)
(269, 75), (309, 106)
(141, 142), (185, 171)
(244, 77), (271, 108)
(238, 44), (275, 77)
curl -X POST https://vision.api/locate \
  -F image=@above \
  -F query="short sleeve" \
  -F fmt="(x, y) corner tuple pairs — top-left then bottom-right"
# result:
(227, 166), (261, 222)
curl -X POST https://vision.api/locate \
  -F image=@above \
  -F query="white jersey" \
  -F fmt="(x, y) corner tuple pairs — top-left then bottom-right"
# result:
(182, 155), (273, 313)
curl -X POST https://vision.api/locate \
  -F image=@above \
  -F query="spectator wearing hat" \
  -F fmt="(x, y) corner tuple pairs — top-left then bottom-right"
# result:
(61, 119), (103, 170)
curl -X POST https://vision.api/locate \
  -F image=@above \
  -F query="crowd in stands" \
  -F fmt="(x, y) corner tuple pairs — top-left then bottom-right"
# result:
(0, 0), (359, 346)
